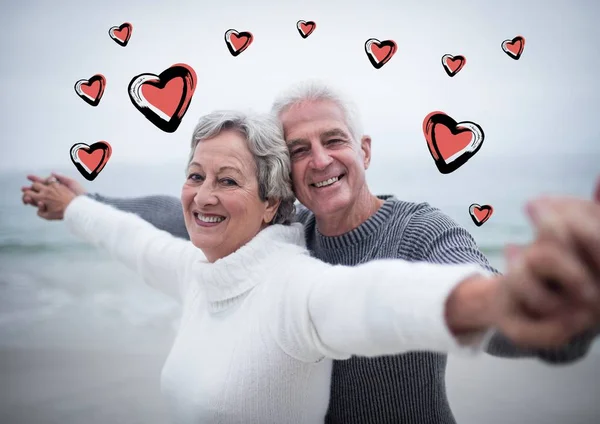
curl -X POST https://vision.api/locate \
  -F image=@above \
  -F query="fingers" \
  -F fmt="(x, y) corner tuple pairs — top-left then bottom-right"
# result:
(524, 242), (599, 307)
(504, 264), (564, 317)
(26, 174), (49, 184)
(51, 173), (72, 185)
(527, 199), (600, 276)
(501, 309), (594, 349)
(30, 181), (47, 193)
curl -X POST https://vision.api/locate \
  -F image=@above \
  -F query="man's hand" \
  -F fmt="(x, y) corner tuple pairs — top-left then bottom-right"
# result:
(22, 173), (87, 206)
(22, 177), (79, 221)
(493, 177), (600, 348)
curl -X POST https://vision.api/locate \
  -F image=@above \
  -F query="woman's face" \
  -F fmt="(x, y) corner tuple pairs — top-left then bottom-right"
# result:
(181, 129), (280, 262)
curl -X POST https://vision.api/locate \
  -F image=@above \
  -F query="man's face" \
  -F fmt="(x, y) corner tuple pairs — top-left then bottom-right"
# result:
(279, 99), (371, 218)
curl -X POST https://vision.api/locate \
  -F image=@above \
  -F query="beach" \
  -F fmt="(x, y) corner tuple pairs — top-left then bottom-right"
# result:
(1, 344), (599, 424)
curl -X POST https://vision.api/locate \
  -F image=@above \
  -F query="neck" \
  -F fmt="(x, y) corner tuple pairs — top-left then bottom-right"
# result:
(315, 186), (384, 236)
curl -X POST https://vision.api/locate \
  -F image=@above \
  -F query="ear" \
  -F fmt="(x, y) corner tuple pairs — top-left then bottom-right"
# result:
(264, 197), (282, 224)
(360, 135), (372, 169)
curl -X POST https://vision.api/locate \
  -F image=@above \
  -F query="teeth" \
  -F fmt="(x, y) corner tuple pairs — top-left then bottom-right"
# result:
(314, 176), (339, 188)
(195, 214), (225, 223)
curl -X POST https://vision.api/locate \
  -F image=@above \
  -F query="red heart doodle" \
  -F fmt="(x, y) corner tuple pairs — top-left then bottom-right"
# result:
(364, 38), (397, 69)
(109, 22), (133, 47)
(128, 63), (197, 133)
(297, 20), (316, 38)
(501, 35), (525, 60)
(70, 141), (112, 181)
(74, 74), (106, 107)
(469, 204), (494, 227)
(224, 29), (253, 56)
(441, 54), (466, 77)
(422, 111), (485, 174)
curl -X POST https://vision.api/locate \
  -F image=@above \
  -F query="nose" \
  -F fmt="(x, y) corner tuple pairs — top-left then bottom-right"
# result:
(309, 144), (333, 170)
(193, 181), (219, 207)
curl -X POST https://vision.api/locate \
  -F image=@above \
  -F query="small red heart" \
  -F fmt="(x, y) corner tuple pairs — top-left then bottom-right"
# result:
(297, 20), (316, 38)
(74, 74), (106, 107)
(469, 204), (494, 227)
(81, 81), (100, 98)
(423, 111), (485, 174)
(225, 29), (253, 56)
(128, 63), (197, 133)
(502, 35), (525, 60)
(441, 54), (466, 77)
(70, 141), (112, 181)
(109, 22), (133, 47)
(365, 38), (397, 69)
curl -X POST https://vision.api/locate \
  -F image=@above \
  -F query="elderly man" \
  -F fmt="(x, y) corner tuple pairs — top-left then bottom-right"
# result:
(23, 81), (600, 424)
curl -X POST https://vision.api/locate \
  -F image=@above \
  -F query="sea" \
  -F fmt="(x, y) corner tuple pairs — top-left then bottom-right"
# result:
(0, 150), (599, 354)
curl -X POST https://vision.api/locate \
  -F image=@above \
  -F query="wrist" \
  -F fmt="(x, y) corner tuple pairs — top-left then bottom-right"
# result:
(445, 274), (500, 337)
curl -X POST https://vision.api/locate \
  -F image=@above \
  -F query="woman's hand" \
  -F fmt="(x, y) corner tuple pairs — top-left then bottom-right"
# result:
(22, 176), (78, 220)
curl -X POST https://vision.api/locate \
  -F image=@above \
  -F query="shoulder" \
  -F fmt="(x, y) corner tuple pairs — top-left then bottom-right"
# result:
(381, 196), (479, 256)
(293, 202), (313, 225)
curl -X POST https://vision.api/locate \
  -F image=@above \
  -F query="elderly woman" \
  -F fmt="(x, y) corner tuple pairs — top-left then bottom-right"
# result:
(31, 110), (497, 423)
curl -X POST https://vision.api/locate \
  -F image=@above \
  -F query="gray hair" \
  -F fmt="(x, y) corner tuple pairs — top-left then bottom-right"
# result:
(270, 79), (364, 143)
(188, 110), (296, 226)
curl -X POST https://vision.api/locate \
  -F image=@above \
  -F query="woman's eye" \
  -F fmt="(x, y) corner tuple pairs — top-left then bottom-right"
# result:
(188, 173), (203, 181)
(221, 178), (237, 186)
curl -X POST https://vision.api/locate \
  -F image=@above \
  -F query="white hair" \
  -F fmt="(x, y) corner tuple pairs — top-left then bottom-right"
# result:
(188, 110), (296, 225)
(270, 79), (364, 143)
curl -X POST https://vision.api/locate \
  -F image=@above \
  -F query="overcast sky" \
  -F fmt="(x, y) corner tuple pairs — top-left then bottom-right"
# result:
(1, 0), (598, 172)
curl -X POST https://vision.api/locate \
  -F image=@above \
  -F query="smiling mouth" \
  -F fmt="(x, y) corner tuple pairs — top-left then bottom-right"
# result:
(311, 174), (345, 188)
(193, 212), (226, 225)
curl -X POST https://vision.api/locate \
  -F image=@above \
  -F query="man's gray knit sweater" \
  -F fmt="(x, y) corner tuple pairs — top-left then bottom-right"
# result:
(87, 192), (595, 424)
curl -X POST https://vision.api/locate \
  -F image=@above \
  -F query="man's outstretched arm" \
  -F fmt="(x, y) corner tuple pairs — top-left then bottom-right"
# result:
(21, 173), (190, 240)
(86, 193), (190, 240)
(403, 205), (597, 364)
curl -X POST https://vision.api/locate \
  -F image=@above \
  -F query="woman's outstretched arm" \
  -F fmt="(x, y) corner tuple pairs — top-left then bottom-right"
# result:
(64, 195), (202, 302)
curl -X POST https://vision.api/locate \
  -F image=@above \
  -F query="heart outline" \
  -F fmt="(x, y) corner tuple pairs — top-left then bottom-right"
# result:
(441, 54), (466, 77)
(128, 63), (197, 133)
(423, 111), (485, 174)
(469, 203), (494, 227)
(224, 29), (254, 56)
(364, 38), (397, 69)
(501, 35), (525, 60)
(70, 141), (112, 181)
(74, 74), (106, 107)
(108, 22), (133, 47)
(296, 20), (316, 38)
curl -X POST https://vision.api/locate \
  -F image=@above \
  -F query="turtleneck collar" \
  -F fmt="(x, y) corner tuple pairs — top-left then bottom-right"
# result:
(191, 223), (306, 312)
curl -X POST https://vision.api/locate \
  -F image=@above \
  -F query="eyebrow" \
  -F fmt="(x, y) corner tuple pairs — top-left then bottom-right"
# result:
(320, 128), (349, 140)
(287, 128), (350, 149)
(188, 162), (243, 175)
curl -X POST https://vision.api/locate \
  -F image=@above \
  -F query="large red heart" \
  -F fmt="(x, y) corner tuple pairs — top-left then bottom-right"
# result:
(469, 204), (494, 227)
(441, 54), (466, 77)
(74, 74), (106, 107)
(70, 141), (112, 181)
(297, 20), (316, 38)
(128, 63), (197, 133)
(109, 22), (133, 47)
(225, 29), (253, 56)
(422, 111), (485, 174)
(501, 35), (525, 60)
(364, 38), (397, 69)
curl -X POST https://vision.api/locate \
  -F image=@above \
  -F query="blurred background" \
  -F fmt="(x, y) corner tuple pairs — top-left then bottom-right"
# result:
(1, 0), (599, 423)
